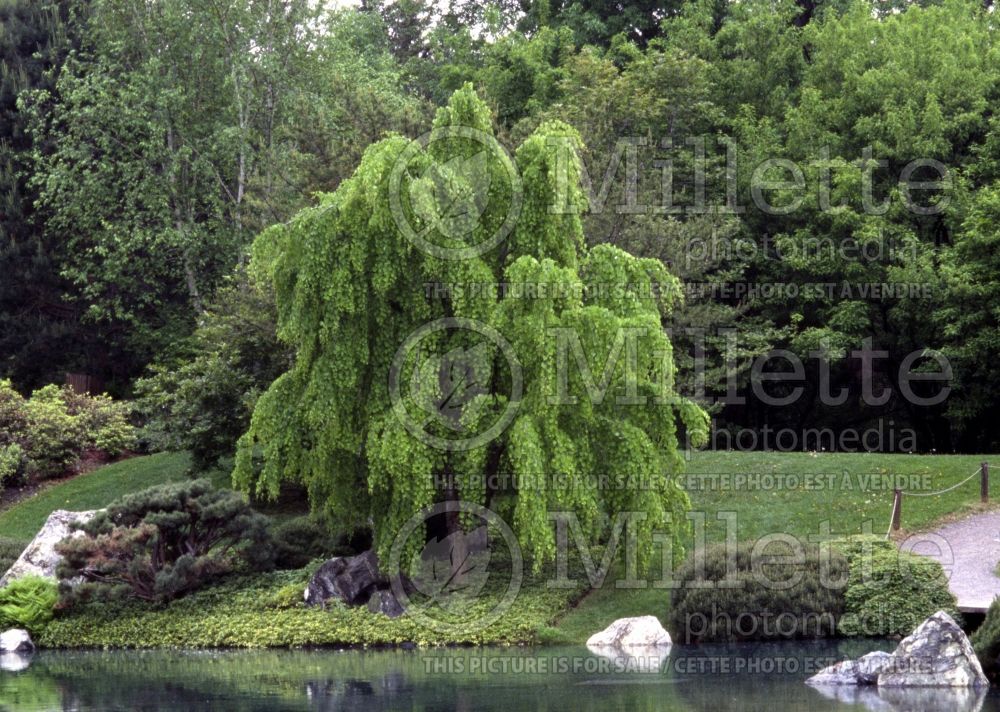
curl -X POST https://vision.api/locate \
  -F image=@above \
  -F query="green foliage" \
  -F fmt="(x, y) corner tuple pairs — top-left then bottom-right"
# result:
(834, 535), (960, 636)
(0, 443), (26, 485)
(57, 479), (274, 604)
(136, 284), (290, 472)
(37, 562), (583, 649)
(972, 597), (1000, 679)
(0, 0), (85, 391)
(270, 517), (348, 571)
(0, 537), (27, 576)
(235, 84), (707, 574)
(22, 384), (86, 478)
(0, 380), (135, 480)
(667, 541), (847, 643)
(0, 575), (59, 631)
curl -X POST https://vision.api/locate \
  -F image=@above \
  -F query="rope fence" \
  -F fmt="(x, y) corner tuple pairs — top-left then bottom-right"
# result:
(884, 461), (989, 540)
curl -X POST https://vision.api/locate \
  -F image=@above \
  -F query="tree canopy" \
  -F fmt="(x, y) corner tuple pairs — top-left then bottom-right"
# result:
(234, 85), (708, 567)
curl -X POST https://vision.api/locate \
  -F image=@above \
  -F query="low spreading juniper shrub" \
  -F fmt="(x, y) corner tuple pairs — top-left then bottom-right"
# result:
(668, 541), (848, 643)
(56, 479), (274, 604)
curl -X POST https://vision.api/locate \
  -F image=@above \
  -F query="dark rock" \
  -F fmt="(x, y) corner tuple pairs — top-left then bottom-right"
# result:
(304, 551), (414, 616)
(367, 589), (406, 618)
(304, 551), (384, 607)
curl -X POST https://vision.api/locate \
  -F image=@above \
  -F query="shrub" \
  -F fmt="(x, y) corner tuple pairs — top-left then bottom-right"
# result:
(57, 479), (275, 604)
(0, 537), (27, 576)
(668, 540), (848, 643)
(62, 389), (136, 457)
(270, 516), (350, 570)
(972, 598), (1000, 679)
(135, 284), (289, 473)
(0, 380), (27, 446)
(23, 385), (85, 478)
(0, 443), (26, 485)
(0, 575), (59, 631)
(834, 535), (960, 637)
(0, 381), (136, 480)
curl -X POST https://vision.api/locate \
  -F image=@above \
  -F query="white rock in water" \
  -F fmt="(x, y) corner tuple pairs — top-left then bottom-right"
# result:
(878, 611), (988, 688)
(0, 509), (100, 586)
(0, 629), (34, 653)
(586, 616), (672, 649)
(0, 652), (32, 672)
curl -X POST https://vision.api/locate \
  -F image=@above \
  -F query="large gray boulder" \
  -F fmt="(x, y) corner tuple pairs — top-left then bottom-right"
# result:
(879, 611), (988, 688)
(0, 509), (100, 587)
(807, 611), (988, 689)
(586, 616), (672, 650)
(0, 629), (33, 653)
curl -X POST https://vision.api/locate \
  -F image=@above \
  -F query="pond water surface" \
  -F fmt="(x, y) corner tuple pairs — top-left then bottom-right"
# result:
(0, 641), (997, 711)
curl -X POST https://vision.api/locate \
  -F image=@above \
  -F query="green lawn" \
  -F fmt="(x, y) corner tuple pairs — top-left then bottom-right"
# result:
(551, 451), (998, 642)
(0, 452), (228, 541)
(684, 450), (996, 543)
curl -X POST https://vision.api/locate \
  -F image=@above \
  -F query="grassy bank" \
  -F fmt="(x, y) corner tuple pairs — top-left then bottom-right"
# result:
(552, 451), (998, 642)
(0, 453), (228, 542)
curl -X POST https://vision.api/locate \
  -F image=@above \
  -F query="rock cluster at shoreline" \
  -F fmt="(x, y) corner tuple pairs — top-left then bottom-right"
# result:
(806, 611), (988, 689)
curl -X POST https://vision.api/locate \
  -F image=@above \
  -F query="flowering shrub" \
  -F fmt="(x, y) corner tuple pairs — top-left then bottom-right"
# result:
(0, 379), (136, 480)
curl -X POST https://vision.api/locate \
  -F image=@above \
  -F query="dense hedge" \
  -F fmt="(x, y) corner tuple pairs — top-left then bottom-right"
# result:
(668, 541), (847, 643)
(668, 536), (958, 642)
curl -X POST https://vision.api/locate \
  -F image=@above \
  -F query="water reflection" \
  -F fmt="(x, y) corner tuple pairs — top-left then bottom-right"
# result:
(811, 683), (988, 712)
(0, 643), (996, 711)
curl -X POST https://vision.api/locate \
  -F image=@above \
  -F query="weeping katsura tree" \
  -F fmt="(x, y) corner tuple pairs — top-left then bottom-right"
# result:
(234, 84), (708, 570)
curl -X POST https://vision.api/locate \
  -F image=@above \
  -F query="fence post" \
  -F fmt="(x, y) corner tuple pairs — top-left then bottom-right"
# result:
(891, 488), (902, 531)
(983, 462), (990, 504)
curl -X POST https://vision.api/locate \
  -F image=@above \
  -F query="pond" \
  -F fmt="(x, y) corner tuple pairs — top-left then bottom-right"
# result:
(0, 641), (997, 711)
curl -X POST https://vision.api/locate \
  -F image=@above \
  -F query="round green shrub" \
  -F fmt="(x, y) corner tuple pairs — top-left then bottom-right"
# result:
(668, 540), (848, 643)
(833, 535), (960, 637)
(0, 575), (59, 632)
